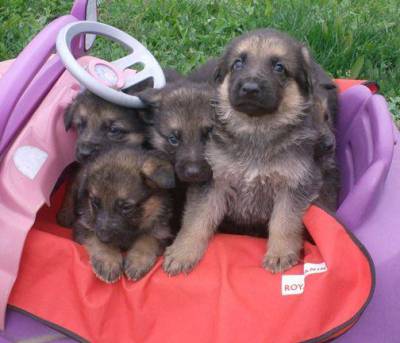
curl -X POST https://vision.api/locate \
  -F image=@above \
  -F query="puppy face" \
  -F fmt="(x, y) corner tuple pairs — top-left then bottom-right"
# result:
(215, 29), (312, 118)
(138, 82), (214, 183)
(64, 91), (145, 162)
(77, 148), (174, 246)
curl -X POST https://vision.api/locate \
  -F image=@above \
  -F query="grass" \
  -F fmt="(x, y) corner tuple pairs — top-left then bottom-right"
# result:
(0, 0), (399, 122)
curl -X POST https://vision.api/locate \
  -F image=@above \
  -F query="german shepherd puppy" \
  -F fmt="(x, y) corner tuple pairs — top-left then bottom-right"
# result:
(313, 92), (340, 211)
(309, 60), (340, 211)
(57, 90), (147, 228)
(188, 54), (339, 197)
(163, 29), (325, 275)
(137, 81), (214, 184)
(64, 91), (146, 162)
(189, 48), (339, 212)
(64, 147), (175, 283)
(64, 68), (183, 163)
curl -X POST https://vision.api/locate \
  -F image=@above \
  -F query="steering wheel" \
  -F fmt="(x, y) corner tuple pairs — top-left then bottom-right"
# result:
(56, 21), (165, 108)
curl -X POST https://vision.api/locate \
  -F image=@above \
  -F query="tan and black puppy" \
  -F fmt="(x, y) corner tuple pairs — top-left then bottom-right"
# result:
(163, 29), (325, 275)
(189, 55), (339, 211)
(137, 81), (214, 184)
(189, 38), (340, 213)
(64, 147), (175, 283)
(64, 91), (146, 162)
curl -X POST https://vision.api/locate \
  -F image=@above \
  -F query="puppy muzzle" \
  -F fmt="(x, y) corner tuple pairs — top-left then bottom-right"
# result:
(76, 142), (101, 162)
(176, 160), (213, 183)
(231, 78), (280, 116)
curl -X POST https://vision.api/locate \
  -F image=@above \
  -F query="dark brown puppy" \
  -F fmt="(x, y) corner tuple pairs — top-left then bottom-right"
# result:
(63, 69), (184, 163)
(312, 92), (340, 211)
(57, 91), (147, 227)
(137, 81), (214, 184)
(64, 91), (146, 163)
(309, 61), (340, 211)
(64, 147), (175, 283)
(164, 29), (324, 275)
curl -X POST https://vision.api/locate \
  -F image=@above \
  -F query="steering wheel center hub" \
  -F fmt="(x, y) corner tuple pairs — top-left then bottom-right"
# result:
(87, 58), (125, 89)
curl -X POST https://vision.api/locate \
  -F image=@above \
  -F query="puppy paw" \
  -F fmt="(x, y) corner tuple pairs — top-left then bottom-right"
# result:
(91, 253), (123, 283)
(163, 242), (205, 276)
(263, 252), (299, 274)
(124, 252), (157, 281)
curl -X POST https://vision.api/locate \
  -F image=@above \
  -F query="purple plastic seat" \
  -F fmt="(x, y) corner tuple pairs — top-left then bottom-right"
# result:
(336, 85), (395, 229)
(334, 86), (400, 342)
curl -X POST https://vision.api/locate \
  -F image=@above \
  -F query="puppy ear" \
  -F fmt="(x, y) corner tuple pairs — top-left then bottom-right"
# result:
(141, 154), (175, 189)
(137, 88), (162, 124)
(64, 100), (78, 131)
(124, 78), (154, 94)
(214, 57), (229, 84)
(137, 88), (162, 108)
(163, 68), (183, 83)
(298, 45), (314, 96)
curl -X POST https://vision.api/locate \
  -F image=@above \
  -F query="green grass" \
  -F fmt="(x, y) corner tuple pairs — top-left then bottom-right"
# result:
(1, 0), (399, 122)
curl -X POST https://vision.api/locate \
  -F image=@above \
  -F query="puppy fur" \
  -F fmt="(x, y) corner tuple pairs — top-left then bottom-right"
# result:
(64, 147), (175, 283)
(164, 29), (329, 275)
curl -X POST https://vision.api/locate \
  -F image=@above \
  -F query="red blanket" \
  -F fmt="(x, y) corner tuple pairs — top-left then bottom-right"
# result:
(9, 182), (374, 342)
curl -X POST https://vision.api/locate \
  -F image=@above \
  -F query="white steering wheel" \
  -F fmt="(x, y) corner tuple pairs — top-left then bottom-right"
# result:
(56, 21), (165, 108)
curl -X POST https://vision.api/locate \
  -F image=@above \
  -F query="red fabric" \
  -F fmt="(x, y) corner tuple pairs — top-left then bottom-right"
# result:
(8, 184), (373, 342)
(334, 79), (379, 94)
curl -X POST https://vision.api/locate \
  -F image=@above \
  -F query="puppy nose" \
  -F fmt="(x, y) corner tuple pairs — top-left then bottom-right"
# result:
(77, 143), (99, 160)
(183, 163), (201, 180)
(240, 82), (260, 96)
(180, 162), (212, 183)
(97, 229), (113, 243)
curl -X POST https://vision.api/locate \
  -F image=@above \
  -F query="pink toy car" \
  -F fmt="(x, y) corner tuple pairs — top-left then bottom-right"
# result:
(0, 1), (399, 342)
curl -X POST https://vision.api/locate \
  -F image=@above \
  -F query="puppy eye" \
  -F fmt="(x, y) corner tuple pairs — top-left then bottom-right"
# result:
(77, 120), (87, 132)
(121, 203), (134, 214)
(109, 125), (126, 136)
(90, 197), (101, 210)
(167, 134), (179, 146)
(117, 201), (136, 216)
(273, 62), (285, 73)
(232, 58), (244, 71)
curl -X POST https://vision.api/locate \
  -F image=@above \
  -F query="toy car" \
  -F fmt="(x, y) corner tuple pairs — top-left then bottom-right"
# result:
(0, 1), (399, 342)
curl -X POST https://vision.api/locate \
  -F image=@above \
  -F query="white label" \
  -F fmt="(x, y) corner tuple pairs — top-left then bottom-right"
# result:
(13, 145), (48, 180)
(281, 262), (328, 296)
(304, 262), (328, 276)
(281, 275), (305, 296)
